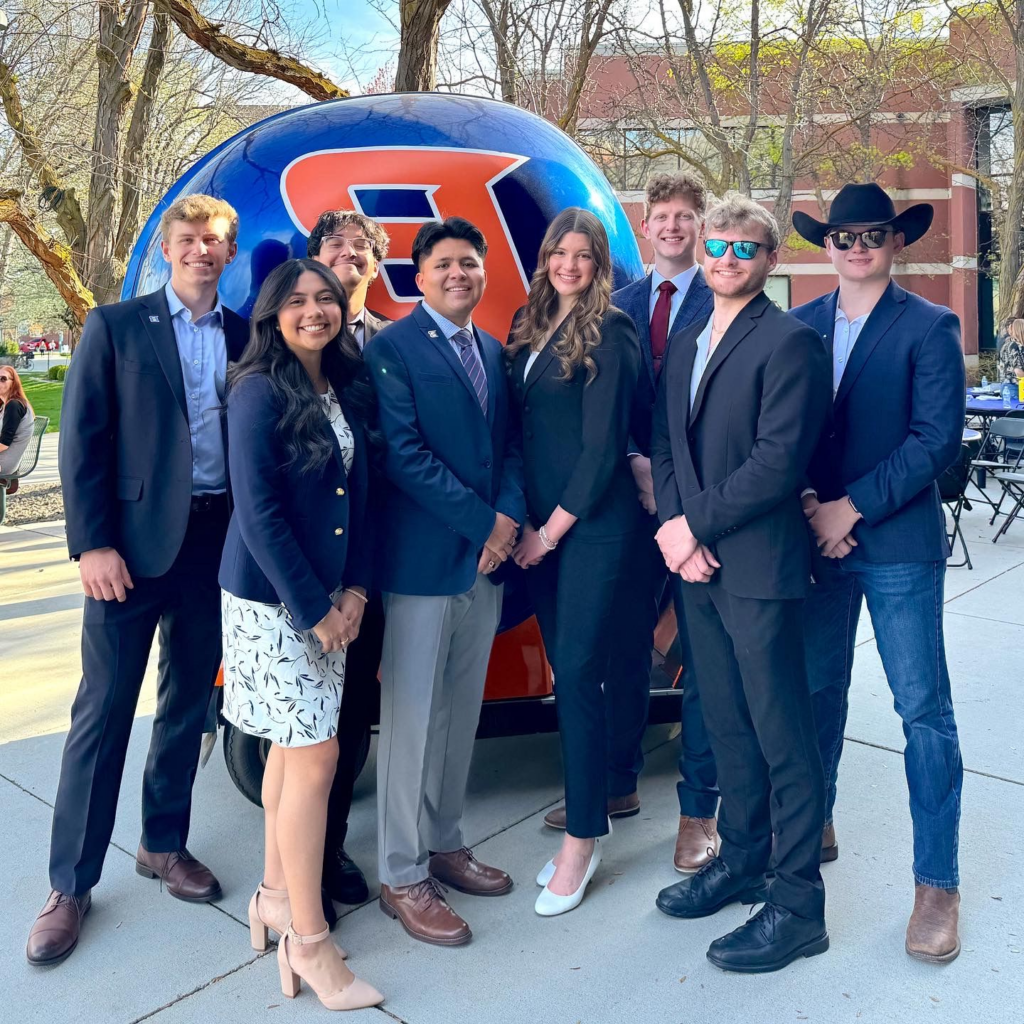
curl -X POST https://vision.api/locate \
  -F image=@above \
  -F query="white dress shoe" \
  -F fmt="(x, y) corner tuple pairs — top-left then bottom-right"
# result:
(534, 842), (601, 917)
(536, 860), (556, 887)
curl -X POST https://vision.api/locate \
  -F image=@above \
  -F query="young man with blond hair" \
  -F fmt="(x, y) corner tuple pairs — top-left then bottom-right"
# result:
(27, 194), (248, 967)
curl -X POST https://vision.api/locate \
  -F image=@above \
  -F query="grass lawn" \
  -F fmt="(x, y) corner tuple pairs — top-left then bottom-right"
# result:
(20, 375), (64, 432)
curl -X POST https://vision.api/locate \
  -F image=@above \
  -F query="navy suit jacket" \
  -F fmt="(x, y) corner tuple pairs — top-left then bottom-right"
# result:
(218, 371), (373, 632)
(613, 268), (713, 455)
(363, 303), (526, 596)
(791, 280), (965, 563)
(59, 289), (248, 576)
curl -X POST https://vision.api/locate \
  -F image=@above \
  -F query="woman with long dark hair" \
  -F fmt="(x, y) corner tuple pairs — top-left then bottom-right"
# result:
(507, 208), (644, 917)
(219, 258), (383, 1010)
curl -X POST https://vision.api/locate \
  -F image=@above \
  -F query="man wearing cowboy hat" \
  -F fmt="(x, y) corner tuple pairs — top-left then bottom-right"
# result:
(791, 183), (966, 964)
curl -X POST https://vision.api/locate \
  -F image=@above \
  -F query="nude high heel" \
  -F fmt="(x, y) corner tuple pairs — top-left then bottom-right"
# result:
(277, 924), (383, 1010)
(248, 885), (347, 958)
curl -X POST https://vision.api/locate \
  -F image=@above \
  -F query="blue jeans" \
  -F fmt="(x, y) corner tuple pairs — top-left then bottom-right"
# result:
(804, 557), (962, 888)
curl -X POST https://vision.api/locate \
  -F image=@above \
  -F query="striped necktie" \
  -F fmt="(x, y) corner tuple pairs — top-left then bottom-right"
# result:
(453, 327), (488, 415)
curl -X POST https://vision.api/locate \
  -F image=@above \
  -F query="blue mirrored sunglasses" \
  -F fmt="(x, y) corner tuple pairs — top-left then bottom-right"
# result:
(704, 239), (763, 260)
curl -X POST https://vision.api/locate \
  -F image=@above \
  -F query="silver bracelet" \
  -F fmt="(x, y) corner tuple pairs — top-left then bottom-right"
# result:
(343, 587), (368, 603)
(538, 525), (558, 551)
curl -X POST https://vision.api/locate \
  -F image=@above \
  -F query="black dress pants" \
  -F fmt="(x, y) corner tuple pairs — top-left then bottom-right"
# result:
(49, 505), (227, 898)
(527, 529), (647, 839)
(681, 581), (825, 921)
(325, 593), (385, 849)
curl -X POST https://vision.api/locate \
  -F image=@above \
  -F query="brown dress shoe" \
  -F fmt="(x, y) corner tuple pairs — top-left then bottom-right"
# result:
(543, 791), (640, 830)
(821, 823), (839, 863)
(26, 890), (91, 966)
(906, 884), (961, 963)
(429, 847), (513, 896)
(136, 846), (222, 903)
(674, 816), (718, 873)
(380, 879), (472, 946)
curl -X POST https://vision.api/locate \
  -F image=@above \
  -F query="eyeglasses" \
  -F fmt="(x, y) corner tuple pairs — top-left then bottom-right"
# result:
(826, 228), (891, 250)
(322, 235), (373, 253)
(704, 239), (763, 260)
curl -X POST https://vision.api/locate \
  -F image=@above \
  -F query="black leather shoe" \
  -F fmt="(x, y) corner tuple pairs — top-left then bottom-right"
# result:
(656, 857), (766, 919)
(321, 887), (339, 931)
(707, 902), (829, 973)
(323, 846), (370, 905)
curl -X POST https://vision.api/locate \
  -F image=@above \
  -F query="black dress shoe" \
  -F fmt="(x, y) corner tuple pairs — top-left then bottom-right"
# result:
(707, 902), (829, 973)
(656, 857), (766, 919)
(321, 887), (339, 931)
(323, 845), (370, 905)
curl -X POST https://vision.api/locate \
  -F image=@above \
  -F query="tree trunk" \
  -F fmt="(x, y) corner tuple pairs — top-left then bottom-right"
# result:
(115, 12), (172, 267)
(558, 0), (615, 137)
(480, 0), (517, 103)
(395, 0), (455, 91)
(997, 0), (1024, 323)
(0, 57), (88, 268)
(738, 0), (761, 196)
(0, 191), (95, 324)
(154, 0), (348, 100)
(87, 1), (150, 306)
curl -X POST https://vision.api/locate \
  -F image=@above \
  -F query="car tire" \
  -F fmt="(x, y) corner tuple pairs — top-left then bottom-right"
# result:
(222, 719), (373, 808)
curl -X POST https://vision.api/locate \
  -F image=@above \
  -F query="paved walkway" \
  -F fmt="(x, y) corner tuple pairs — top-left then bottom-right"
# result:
(1, 496), (1022, 1024)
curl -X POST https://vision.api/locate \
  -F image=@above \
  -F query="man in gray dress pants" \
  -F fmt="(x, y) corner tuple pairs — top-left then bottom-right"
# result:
(363, 217), (525, 945)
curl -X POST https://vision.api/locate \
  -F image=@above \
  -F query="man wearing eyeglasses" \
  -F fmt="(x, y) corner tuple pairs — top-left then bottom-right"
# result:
(651, 193), (831, 973)
(308, 210), (391, 350)
(791, 183), (966, 964)
(306, 209), (391, 909)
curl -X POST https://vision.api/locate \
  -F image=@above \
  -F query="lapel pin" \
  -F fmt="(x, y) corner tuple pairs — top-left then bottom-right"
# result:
(149, 315), (160, 323)
(427, 330), (438, 338)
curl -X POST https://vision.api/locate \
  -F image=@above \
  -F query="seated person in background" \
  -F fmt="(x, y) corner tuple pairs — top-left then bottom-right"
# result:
(996, 318), (1024, 382)
(0, 364), (36, 479)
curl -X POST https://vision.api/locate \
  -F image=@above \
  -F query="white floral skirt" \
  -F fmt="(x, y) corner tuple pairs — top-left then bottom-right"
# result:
(221, 590), (346, 748)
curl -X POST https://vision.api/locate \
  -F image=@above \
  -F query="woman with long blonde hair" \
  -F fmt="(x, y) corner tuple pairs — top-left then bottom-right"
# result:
(507, 207), (645, 917)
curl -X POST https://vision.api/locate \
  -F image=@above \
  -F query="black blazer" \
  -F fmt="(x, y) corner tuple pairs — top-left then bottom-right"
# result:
(363, 308), (389, 345)
(651, 292), (830, 599)
(59, 288), (247, 576)
(509, 306), (644, 538)
(218, 370), (373, 631)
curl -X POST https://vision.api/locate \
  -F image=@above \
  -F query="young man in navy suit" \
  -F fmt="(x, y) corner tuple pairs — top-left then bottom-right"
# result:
(27, 196), (248, 967)
(791, 183), (966, 963)
(364, 217), (525, 946)
(309, 208), (392, 906)
(553, 173), (718, 874)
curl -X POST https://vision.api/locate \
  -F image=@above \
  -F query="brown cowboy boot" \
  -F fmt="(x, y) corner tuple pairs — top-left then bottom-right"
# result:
(906, 884), (961, 963)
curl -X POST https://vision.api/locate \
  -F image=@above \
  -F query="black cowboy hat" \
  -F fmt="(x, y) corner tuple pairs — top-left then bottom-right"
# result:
(792, 182), (934, 248)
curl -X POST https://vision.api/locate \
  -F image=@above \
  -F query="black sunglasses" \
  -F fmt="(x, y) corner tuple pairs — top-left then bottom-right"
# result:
(0, 375), (10, 383)
(826, 228), (891, 251)
(704, 239), (763, 260)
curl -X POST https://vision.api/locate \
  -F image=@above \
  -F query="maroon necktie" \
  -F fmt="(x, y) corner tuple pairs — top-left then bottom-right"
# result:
(650, 280), (677, 377)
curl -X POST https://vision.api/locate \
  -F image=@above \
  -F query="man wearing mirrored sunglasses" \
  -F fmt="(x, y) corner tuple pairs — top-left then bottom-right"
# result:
(652, 193), (831, 973)
(791, 183), (966, 964)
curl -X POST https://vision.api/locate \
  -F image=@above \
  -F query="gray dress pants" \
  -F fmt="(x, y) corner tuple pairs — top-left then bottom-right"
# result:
(376, 574), (501, 887)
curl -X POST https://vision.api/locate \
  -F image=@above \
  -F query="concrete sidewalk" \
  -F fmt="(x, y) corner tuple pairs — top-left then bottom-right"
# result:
(1, 499), (1022, 1024)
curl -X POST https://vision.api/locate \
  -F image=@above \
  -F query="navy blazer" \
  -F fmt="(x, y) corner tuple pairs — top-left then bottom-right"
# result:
(652, 293), (830, 600)
(218, 371), (373, 631)
(59, 289), (247, 576)
(363, 303), (526, 597)
(613, 268), (713, 455)
(791, 281), (965, 563)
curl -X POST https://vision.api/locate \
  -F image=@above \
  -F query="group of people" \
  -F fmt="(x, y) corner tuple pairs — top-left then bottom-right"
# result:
(24, 171), (967, 1008)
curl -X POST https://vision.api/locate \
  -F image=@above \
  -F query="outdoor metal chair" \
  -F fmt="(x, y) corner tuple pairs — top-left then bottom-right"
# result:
(969, 418), (1024, 533)
(939, 433), (982, 569)
(0, 415), (50, 526)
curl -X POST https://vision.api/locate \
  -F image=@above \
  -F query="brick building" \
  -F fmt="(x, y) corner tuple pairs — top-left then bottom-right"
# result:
(568, 13), (1015, 360)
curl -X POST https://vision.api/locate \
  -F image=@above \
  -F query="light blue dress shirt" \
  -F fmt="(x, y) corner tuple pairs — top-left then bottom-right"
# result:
(649, 264), (700, 328)
(421, 301), (481, 361)
(164, 282), (227, 494)
(689, 317), (715, 411)
(833, 305), (869, 396)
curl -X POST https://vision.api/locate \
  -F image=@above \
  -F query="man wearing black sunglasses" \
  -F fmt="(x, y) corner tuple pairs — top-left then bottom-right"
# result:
(791, 183), (966, 964)
(651, 193), (831, 973)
